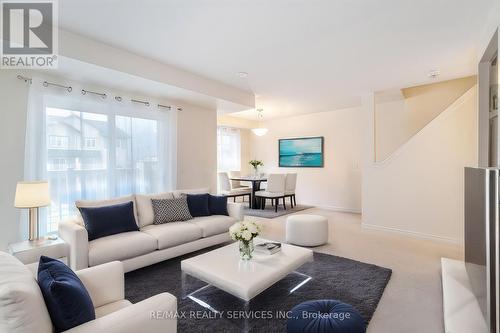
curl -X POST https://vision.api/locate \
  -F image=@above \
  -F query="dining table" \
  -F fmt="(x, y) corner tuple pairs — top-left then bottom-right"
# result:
(229, 175), (267, 209)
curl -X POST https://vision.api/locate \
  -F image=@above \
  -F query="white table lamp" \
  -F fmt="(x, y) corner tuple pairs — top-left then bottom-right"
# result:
(14, 181), (51, 241)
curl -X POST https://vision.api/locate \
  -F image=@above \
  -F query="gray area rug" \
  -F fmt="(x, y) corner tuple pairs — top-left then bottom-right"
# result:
(243, 204), (313, 218)
(125, 245), (392, 333)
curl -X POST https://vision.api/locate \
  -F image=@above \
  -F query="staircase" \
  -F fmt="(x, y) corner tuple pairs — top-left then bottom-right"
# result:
(375, 76), (477, 161)
(363, 86), (478, 243)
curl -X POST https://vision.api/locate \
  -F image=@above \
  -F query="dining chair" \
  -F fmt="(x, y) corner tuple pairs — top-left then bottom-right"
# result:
(218, 172), (251, 203)
(254, 173), (286, 212)
(285, 173), (297, 208)
(229, 170), (250, 189)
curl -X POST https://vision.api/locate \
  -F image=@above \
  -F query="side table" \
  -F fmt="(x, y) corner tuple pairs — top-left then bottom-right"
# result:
(8, 236), (70, 273)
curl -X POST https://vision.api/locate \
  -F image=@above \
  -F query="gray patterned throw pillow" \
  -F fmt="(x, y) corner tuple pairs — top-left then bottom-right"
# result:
(151, 197), (193, 224)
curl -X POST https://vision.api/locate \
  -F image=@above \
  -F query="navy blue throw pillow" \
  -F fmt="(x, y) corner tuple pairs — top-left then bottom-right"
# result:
(37, 256), (95, 332)
(209, 195), (229, 216)
(186, 193), (211, 217)
(78, 201), (138, 241)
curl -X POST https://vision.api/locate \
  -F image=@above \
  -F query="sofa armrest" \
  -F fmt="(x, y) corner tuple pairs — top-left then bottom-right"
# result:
(227, 202), (244, 221)
(64, 293), (177, 333)
(58, 218), (89, 270)
(76, 261), (124, 308)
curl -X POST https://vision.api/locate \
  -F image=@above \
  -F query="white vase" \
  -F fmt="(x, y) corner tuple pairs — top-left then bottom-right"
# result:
(252, 167), (259, 178)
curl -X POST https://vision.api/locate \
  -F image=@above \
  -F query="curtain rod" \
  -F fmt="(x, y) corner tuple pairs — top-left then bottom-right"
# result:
(17, 75), (32, 84)
(16, 74), (181, 110)
(131, 98), (150, 106)
(158, 104), (171, 110)
(43, 81), (72, 92)
(81, 89), (106, 99)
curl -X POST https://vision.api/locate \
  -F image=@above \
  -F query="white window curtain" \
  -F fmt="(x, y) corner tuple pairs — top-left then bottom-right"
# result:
(24, 77), (177, 235)
(217, 126), (241, 172)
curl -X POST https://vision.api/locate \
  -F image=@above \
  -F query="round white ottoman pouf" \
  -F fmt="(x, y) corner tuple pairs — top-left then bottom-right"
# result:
(286, 214), (329, 246)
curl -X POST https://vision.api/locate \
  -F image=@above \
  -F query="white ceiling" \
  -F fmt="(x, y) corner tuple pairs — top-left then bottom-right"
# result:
(59, 0), (495, 120)
(40, 56), (250, 113)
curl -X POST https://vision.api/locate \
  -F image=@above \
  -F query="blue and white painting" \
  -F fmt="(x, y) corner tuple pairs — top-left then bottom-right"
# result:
(279, 137), (324, 167)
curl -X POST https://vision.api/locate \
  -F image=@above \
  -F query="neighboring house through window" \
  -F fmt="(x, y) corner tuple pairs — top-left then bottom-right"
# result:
(84, 137), (97, 149)
(48, 135), (69, 149)
(217, 126), (241, 172)
(49, 158), (67, 171)
(44, 107), (165, 232)
(40, 105), (169, 234)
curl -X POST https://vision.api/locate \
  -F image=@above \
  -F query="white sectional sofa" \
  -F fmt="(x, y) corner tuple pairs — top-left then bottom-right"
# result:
(0, 252), (177, 333)
(59, 189), (243, 272)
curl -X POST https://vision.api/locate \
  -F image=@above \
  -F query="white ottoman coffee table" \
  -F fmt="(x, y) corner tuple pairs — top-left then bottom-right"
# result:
(181, 239), (313, 331)
(181, 238), (313, 302)
(286, 214), (329, 246)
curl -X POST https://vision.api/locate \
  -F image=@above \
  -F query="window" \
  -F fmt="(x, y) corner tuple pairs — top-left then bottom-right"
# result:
(48, 135), (69, 148)
(24, 80), (176, 236)
(44, 107), (165, 232)
(114, 115), (159, 196)
(217, 126), (241, 172)
(116, 138), (127, 149)
(84, 137), (97, 149)
(49, 158), (67, 171)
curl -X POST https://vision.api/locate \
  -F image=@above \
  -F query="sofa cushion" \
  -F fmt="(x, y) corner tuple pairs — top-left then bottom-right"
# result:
(141, 222), (202, 249)
(152, 197), (193, 224)
(135, 192), (175, 228)
(173, 187), (210, 198)
(79, 201), (139, 241)
(37, 256), (95, 332)
(186, 193), (210, 217)
(208, 195), (229, 216)
(75, 195), (138, 226)
(189, 215), (237, 237)
(0, 252), (53, 333)
(88, 232), (157, 267)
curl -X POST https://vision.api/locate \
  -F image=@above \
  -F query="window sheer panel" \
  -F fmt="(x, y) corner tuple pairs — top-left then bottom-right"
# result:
(24, 78), (176, 235)
(115, 116), (161, 196)
(46, 108), (110, 231)
(217, 126), (241, 172)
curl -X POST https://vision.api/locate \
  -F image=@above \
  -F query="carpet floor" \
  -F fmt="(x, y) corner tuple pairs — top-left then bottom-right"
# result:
(243, 204), (313, 218)
(125, 245), (392, 333)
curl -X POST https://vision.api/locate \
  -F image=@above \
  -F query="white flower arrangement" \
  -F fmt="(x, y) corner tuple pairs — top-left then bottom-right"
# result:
(229, 221), (261, 242)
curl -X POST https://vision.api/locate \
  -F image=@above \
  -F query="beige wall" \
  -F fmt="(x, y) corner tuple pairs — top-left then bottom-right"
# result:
(364, 86), (477, 243)
(177, 106), (217, 191)
(239, 128), (253, 175)
(0, 71), (30, 251)
(249, 107), (363, 212)
(218, 114), (258, 129)
(376, 76), (477, 161)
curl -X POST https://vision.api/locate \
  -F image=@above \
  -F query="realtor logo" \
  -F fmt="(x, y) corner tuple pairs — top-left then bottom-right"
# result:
(1, 0), (58, 68)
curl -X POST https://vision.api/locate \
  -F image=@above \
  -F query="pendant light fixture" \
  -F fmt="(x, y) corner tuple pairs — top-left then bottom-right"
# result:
(251, 108), (268, 136)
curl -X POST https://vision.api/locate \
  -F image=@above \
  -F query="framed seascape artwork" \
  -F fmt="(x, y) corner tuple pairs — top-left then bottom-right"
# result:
(279, 136), (324, 167)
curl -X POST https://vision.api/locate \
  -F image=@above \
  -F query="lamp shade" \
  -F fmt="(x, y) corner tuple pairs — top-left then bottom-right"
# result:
(251, 128), (268, 136)
(14, 181), (51, 208)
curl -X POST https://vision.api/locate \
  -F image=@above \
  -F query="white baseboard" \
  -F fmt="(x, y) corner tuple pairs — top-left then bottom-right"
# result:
(300, 203), (361, 214)
(362, 223), (462, 245)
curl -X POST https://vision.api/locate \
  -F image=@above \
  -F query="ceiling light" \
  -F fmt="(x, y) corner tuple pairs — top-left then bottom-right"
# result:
(237, 72), (248, 78)
(428, 70), (440, 79)
(252, 108), (268, 136)
(252, 128), (268, 136)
